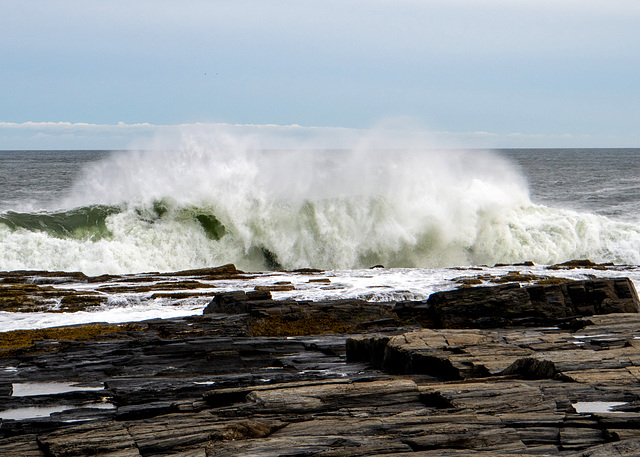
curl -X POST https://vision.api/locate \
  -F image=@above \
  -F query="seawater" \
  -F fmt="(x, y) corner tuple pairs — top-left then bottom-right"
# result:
(504, 148), (640, 221)
(1, 146), (640, 274)
(2, 143), (640, 331)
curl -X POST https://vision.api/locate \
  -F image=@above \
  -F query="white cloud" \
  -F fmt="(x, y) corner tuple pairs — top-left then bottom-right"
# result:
(0, 121), (633, 151)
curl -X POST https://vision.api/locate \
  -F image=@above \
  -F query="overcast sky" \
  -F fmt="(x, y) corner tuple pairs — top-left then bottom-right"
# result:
(1, 0), (639, 149)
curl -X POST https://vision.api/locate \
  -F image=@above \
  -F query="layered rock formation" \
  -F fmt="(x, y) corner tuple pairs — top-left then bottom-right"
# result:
(404, 277), (639, 328)
(1, 274), (640, 456)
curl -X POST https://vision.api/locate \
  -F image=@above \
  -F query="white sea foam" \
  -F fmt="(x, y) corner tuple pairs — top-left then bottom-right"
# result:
(1, 264), (639, 332)
(1, 127), (640, 274)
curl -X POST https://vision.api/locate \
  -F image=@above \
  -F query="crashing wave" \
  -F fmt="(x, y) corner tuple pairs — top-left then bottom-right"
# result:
(2, 131), (640, 274)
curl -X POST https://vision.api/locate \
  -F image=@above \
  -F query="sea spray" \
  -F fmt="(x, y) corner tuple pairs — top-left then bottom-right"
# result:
(2, 128), (640, 274)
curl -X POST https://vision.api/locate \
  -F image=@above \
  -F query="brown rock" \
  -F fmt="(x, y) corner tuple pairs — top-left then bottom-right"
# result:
(37, 423), (140, 457)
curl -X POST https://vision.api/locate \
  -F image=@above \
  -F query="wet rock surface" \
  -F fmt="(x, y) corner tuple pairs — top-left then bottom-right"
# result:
(1, 275), (640, 456)
(423, 277), (640, 328)
(0, 264), (249, 313)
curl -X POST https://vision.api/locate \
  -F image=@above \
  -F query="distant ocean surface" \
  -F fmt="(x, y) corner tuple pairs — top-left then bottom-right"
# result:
(1, 147), (640, 275)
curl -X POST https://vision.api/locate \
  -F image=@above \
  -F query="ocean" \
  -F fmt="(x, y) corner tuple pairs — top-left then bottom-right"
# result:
(1, 146), (640, 330)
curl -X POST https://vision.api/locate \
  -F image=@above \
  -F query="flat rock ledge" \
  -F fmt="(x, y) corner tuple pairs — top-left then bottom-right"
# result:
(420, 277), (640, 328)
(1, 277), (640, 456)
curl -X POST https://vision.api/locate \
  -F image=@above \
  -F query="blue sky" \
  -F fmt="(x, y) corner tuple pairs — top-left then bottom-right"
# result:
(1, 0), (639, 149)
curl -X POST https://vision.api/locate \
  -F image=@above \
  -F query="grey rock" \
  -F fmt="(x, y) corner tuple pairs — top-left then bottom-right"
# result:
(427, 278), (640, 328)
(3, 275), (640, 456)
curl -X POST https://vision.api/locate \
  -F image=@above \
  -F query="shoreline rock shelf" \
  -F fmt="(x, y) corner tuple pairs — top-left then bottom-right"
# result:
(1, 275), (640, 455)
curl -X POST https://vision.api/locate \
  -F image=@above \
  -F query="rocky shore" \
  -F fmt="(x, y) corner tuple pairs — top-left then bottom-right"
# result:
(2, 265), (640, 456)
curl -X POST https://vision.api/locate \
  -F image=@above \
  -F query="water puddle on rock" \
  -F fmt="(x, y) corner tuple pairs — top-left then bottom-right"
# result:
(0, 403), (115, 420)
(572, 401), (628, 413)
(11, 382), (104, 397)
(0, 405), (71, 420)
(0, 382), (113, 420)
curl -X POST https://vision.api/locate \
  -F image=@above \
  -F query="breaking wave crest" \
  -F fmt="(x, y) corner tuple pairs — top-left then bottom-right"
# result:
(2, 129), (640, 275)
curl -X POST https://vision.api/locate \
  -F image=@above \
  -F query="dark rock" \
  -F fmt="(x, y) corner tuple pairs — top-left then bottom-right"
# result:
(202, 290), (279, 315)
(560, 427), (605, 450)
(203, 291), (251, 314)
(37, 422), (140, 457)
(427, 278), (640, 328)
(114, 401), (177, 420)
(4, 274), (640, 456)
(216, 418), (285, 440)
(578, 439), (640, 456)
(552, 259), (600, 268)
(0, 383), (12, 396)
(547, 259), (615, 271)
(0, 435), (45, 457)
(172, 263), (243, 278)
(559, 318), (594, 331)
(348, 313), (640, 380)
(240, 378), (422, 414)
(254, 284), (296, 292)
(345, 334), (390, 368)
(246, 290), (272, 301)
(500, 357), (558, 379)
